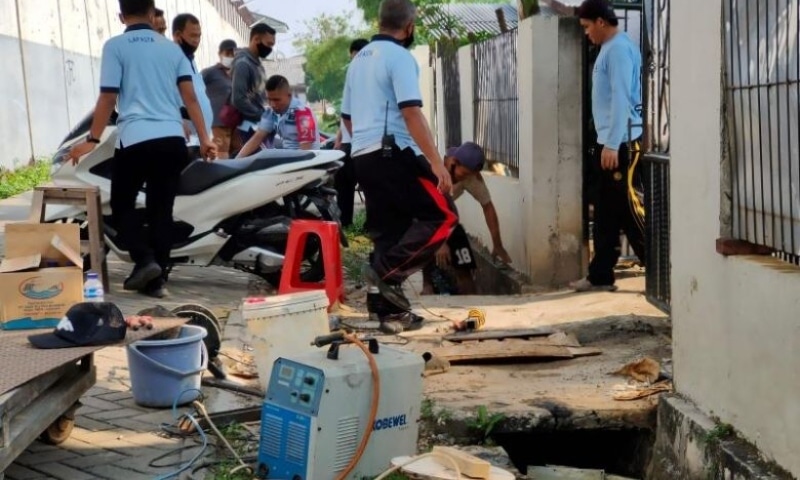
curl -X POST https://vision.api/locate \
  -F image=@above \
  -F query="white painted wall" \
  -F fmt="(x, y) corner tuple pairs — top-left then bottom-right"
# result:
(452, 16), (584, 283)
(0, 0), (245, 170)
(672, 0), (800, 476)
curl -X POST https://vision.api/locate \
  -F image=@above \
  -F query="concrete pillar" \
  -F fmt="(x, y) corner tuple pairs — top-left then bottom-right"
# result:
(411, 45), (435, 132)
(433, 55), (446, 150)
(519, 15), (585, 287)
(458, 45), (474, 143)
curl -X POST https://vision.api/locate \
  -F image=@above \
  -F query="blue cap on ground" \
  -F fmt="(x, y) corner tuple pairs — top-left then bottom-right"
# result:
(446, 142), (485, 172)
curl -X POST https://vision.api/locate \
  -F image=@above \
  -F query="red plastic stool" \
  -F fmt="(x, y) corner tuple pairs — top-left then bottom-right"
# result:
(278, 219), (345, 310)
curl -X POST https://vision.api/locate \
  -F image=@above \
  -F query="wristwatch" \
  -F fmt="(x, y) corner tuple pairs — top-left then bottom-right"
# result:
(86, 134), (100, 144)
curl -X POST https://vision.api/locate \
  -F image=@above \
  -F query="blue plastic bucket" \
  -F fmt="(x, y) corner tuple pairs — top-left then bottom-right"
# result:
(126, 325), (208, 408)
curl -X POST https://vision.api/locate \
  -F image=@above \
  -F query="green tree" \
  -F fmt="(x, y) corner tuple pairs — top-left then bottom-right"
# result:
(293, 13), (369, 106)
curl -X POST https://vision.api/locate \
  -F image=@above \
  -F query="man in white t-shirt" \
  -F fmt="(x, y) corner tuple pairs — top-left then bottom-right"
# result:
(333, 38), (369, 227)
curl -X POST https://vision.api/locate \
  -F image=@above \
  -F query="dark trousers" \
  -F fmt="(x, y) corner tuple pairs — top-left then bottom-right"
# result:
(588, 139), (646, 285)
(354, 146), (458, 285)
(110, 137), (188, 279)
(334, 143), (356, 227)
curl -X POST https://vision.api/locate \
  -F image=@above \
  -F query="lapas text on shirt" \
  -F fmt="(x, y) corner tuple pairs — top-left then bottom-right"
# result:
(128, 36), (155, 43)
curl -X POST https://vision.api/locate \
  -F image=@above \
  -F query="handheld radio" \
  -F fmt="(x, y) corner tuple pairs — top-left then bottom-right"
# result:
(381, 101), (394, 158)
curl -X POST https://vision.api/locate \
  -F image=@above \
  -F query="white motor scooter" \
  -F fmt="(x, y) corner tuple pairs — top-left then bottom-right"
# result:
(47, 110), (346, 286)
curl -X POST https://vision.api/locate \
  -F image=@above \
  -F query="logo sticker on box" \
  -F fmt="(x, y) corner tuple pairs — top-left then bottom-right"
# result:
(19, 277), (64, 300)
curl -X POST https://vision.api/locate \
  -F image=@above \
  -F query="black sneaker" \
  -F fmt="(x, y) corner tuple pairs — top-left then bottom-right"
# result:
(138, 277), (169, 299)
(362, 265), (411, 311)
(123, 262), (162, 291)
(378, 311), (425, 334)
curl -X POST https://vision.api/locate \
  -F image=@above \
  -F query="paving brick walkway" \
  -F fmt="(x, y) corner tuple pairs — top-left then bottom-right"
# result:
(3, 251), (262, 479)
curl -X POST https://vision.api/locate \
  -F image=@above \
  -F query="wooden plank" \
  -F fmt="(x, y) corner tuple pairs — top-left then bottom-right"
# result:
(27, 190), (44, 223)
(442, 334), (581, 349)
(392, 455), (515, 480)
(0, 364), (95, 470)
(432, 446), (491, 479)
(433, 340), (601, 363)
(443, 327), (556, 343)
(0, 362), (75, 421)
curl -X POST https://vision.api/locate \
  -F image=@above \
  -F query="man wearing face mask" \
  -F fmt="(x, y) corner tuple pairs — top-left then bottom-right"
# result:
(231, 23), (276, 146)
(202, 39), (238, 159)
(172, 13), (213, 153)
(341, 0), (455, 334)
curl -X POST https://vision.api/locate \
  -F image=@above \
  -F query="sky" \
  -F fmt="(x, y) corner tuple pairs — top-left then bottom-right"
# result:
(245, 0), (366, 57)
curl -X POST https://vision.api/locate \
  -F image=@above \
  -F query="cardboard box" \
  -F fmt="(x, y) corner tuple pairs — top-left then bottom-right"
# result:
(0, 223), (84, 330)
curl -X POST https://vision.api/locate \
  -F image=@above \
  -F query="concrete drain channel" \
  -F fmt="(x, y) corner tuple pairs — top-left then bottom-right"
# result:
(494, 428), (654, 478)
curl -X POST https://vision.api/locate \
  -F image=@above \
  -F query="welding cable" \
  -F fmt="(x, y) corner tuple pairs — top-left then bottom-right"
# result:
(373, 451), (463, 480)
(192, 400), (253, 476)
(333, 333), (382, 480)
(405, 277), (464, 324)
(154, 389), (209, 480)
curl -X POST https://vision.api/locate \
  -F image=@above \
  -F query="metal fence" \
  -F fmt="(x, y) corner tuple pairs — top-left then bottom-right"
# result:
(642, 0), (671, 312)
(723, 0), (800, 265)
(643, 153), (671, 311)
(473, 29), (519, 176)
(438, 41), (463, 149)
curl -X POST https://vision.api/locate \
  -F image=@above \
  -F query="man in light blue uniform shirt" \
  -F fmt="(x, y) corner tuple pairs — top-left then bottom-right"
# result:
(236, 75), (320, 156)
(341, 0), (456, 334)
(68, 0), (215, 298)
(572, 0), (646, 292)
(172, 13), (214, 150)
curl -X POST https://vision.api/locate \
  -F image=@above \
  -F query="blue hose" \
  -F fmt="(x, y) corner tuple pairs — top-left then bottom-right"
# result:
(154, 388), (208, 480)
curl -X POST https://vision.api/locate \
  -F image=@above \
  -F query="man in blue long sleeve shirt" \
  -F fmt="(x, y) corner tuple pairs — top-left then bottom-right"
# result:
(571, 0), (646, 292)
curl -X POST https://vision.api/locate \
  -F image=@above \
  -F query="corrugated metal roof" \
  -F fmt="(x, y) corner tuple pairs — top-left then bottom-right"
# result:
(250, 13), (290, 33)
(430, 3), (519, 37)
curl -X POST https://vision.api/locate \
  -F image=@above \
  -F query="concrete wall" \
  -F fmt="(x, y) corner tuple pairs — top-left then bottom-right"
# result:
(452, 15), (585, 283)
(0, 0), (244, 170)
(411, 45), (435, 133)
(671, 0), (800, 476)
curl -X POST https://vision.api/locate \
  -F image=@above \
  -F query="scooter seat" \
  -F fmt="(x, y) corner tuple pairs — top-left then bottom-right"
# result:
(177, 149), (316, 196)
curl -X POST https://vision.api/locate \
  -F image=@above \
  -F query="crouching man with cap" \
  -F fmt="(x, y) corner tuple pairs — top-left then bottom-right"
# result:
(421, 142), (512, 295)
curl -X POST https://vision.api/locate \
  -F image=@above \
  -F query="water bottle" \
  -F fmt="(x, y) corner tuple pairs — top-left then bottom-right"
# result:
(83, 272), (104, 302)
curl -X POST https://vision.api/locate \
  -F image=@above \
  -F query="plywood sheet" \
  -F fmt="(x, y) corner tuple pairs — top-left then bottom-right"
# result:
(0, 317), (187, 395)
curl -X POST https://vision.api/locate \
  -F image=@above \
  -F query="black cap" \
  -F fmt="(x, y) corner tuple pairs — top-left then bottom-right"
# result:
(219, 39), (237, 52)
(446, 142), (486, 172)
(28, 303), (127, 349)
(576, 0), (619, 26)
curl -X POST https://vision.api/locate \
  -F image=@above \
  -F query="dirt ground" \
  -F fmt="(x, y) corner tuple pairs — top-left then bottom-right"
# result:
(334, 273), (671, 429)
(208, 263), (669, 478)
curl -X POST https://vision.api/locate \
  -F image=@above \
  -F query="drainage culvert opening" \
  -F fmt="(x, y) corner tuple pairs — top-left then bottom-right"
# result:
(493, 428), (654, 478)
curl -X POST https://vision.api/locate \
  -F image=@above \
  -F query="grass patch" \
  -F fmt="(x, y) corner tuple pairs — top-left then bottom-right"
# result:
(0, 161), (51, 200)
(702, 422), (735, 447)
(209, 423), (258, 480)
(343, 209), (370, 284)
(345, 209), (367, 240)
(466, 405), (505, 445)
